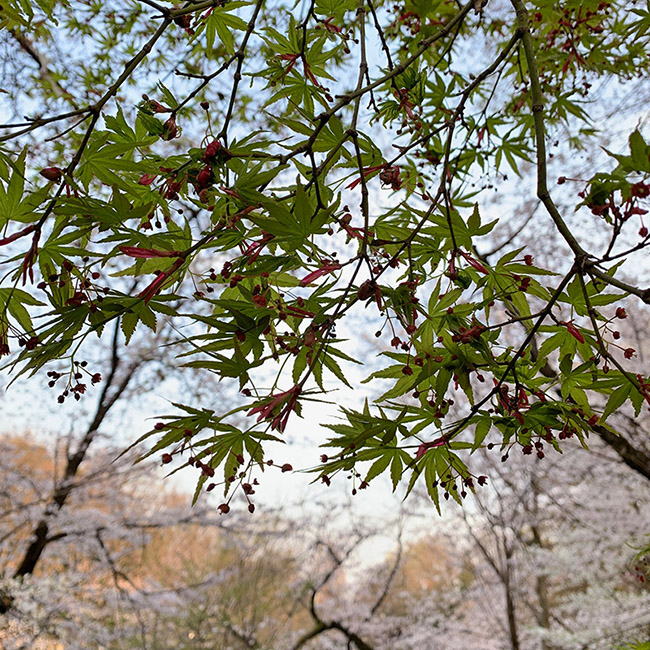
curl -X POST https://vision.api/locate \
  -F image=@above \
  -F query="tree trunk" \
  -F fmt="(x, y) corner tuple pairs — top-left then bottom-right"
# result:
(503, 544), (520, 650)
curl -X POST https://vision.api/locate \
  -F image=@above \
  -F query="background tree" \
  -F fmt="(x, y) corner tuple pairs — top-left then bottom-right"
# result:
(0, 429), (649, 648)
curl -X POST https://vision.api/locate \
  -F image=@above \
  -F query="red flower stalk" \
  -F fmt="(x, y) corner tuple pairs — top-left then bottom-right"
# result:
(415, 436), (446, 459)
(341, 222), (374, 241)
(247, 385), (301, 433)
(149, 101), (170, 113)
(451, 324), (484, 344)
(285, 305), (316, 318)
(636, 374), (650, 406)
(242, 232), (274, 264)
(321, 17), (343, 33)
(279, 52), (299, 75)
(496, 383), (513, 412)
(346, 164), (388, 190)
(398, 11), (418, 22)
(299, 262), (341, 286)
(22, 230), (41, 285)
(138, 174), (158, 186)
(0, 224), (37, 247)
(138, 258), (184, 303)
(448, 255), (457, 280)
(120, 246), (181, 258)
(459, 250), (489, 275)
(302, 60), (320, 87)
(563, 321), (584, 344)
(219, 186), (241, 200)
(0, 322), (9, 357)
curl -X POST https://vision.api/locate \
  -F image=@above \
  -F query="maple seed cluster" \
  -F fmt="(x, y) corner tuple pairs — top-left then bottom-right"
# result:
(319, 446), (369, 495)
(40, 166), (63, 183)
(37, 257), (108, 313)
(0, 320), (38, 358)
(430, 473), (489, 502)
(209, 459), (294, 515)
(155, 417), (296, 514)
(48, 360), (101, 403)
(601, 305), (637, 359)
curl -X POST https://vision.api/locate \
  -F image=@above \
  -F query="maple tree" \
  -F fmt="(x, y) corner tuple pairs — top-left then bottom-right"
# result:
(1, 0), (650, 512)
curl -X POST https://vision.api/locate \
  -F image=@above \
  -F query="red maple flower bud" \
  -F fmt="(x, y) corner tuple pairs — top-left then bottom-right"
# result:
(460, 251), (489, 274)
(378, 166), (402, 190)
(252, 294), (267, 308)
(161, 453), (173, 464)
(203, 140), (222, 162)
(196, 166), (213, 189)
(173, 14), (192, 29)
(161, 116), (178, 140)
(564, 321), (584, 343)
(615, 307), (627, 319)
(357, 280), (375, 301)
(25, 336), (39, 350)
(630, 181), (650, 198)
(138, 174), (157, 186)
(40, 167), (63, 182)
